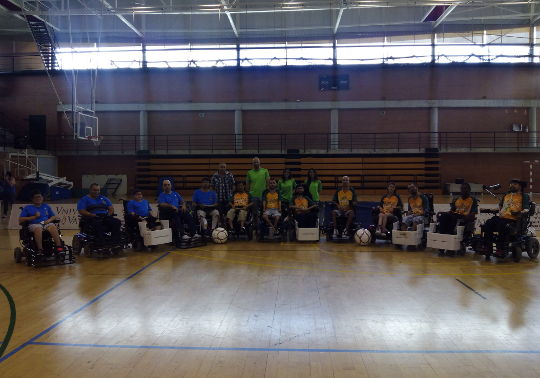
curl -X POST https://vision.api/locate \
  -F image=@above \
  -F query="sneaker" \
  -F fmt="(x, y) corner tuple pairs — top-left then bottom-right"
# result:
(192, 233), (201, 240)
(181, 234), (190, 241)
(333, 229), (339, 237)
(342, 230), (349, 238)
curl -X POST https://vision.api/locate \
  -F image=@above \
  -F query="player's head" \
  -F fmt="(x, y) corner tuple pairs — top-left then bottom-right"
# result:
(31, 190), (43, 205)
(162, 180), (172, 193)
(89, 183), (101, 198)
(133, 189), (143, 200)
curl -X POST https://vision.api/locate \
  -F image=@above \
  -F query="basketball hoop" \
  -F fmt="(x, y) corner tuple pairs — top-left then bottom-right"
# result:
(87, 135), (103, 147)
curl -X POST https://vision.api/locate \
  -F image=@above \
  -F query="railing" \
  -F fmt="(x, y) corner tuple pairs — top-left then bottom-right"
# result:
(14, 131), (536, 155)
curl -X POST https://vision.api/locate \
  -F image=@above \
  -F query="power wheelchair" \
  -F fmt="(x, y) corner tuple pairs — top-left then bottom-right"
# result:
(226, 207), (255, 241)
(427, 212), (476, 257)
(368, 203), (402, 243)
(470, 202), (539, 262)
(257, 203), (289, 242)
(391, 193), (435, 249)
(14, 218), (74, 267)
(122, 200), (171, 250)
(323, 201), (360, 242)
(72, 204), (127, 257)
(158, 201), (206, 248)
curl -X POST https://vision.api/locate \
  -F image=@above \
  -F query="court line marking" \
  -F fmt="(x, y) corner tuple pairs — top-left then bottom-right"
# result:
(171, 251), (529, 276)
(0, 252), (170, 364)
(456, 278), (488, 300)
(27, 341), (540, 355)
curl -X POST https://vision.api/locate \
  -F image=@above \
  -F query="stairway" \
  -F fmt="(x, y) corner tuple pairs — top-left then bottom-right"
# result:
(25, 16), (58, 70)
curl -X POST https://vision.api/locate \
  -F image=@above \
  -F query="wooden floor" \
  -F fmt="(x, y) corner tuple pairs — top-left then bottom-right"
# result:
(1, 226), (540, 377)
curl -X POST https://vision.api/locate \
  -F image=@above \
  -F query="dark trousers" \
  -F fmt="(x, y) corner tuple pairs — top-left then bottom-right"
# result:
(438, 212), (464, 234)
(2, 193), (14, 216)
(85, 216), (121, 244)
(483, 216), (517, 247)
(295, 212), (318, 228)
(160, 208), (196, 240)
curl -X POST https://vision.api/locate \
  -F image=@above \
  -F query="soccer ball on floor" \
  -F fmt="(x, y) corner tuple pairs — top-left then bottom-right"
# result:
(354, 228), (372, 245)
(212, 227), (228, 244)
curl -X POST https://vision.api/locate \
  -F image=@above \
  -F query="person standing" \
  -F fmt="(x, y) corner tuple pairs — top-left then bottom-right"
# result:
(246, 157), (270, 221)
(2, 171), (16, 219)
(211, 162), (235, 214)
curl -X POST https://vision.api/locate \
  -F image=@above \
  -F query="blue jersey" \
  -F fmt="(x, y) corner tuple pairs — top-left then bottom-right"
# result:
(77, 195), (112, 215)
(193, 189), (217, 206)
(158, 191), (183, 208)
(127, 199), (151, 217)
(20, 204), (55, 224)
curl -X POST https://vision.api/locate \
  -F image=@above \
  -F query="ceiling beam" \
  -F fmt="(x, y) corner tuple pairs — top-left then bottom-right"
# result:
(433, 4), (458, 28)
(97, 0), (143, 37)
(219, 0), (238, 38)
(0, 0), (60, 30)
(334, 6), (345, 34)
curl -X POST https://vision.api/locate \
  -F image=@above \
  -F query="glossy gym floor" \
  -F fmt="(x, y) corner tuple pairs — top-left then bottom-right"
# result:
(1, 203), (540, 377)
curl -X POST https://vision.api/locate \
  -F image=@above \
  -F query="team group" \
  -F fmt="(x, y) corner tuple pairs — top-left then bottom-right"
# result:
(18, 157), (530, 256)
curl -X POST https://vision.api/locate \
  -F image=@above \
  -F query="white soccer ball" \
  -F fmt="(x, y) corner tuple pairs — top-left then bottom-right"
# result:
(354, 228), (372, 245)
(212, 227), (228, 244)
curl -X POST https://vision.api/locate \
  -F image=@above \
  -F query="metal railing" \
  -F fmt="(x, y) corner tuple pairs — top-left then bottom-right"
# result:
(17, 131), (538, 155)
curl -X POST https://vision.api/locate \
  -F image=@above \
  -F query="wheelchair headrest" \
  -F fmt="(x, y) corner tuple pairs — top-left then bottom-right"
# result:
(529, 202), (536, 216)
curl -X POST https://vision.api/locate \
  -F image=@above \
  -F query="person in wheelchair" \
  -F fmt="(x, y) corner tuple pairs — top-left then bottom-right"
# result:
(331, 176), (357, 238)
(77, 183), (122, 245)
(19, 191), (64, 255)
(193, 177), (220, 236)
(437, 183), (478, 235)
(375, 182), (403, 236)
(482, 178), (530, 260)
(290, 185), (318, 228)
(127, 189), (162, 231)
(401, 184), (429, 231)
(158, 180), (199, 244)
(261, 178), (282, 238)
(226, 181), (253, 233)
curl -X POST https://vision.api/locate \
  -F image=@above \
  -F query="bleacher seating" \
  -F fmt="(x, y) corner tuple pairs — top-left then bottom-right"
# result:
(136, 152), (440, 197)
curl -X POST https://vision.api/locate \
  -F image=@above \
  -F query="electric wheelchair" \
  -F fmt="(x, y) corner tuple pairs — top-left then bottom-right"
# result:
(122, 199), (171, 250)
(323, 201), (360, 242)
(391, 193), (435, 249)
(368, 202), (401, 243)
(227, 207), (255, 241)
(14, 218), (74, 267)
(257, 203), (289, 242)
(159, 201), (206, 248)
(72, 204), (127, 257)
(471, 202), (539, 262)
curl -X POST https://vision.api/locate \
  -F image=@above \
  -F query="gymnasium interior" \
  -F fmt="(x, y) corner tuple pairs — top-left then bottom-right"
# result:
(1, 0), (540, 376)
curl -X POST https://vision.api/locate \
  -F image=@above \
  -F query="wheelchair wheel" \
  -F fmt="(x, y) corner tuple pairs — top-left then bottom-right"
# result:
(512, 246), (522, 263)
(72, 235), (82, 255)
(14, 247), (22, 263)
(527, 238), (540, 260)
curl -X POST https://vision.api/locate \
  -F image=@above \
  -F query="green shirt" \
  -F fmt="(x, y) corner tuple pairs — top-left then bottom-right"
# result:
(278, 178), (296, 203)
(305, 180), (323, 202)
(246, 168), (270, 199)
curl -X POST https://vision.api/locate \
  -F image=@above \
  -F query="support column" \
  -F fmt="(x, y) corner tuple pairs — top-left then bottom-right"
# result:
(139, 110), (148, 151)
(431, 33), (436, 63)
(235, 109), (242, 150)
(530, 107), (537, 148)
(330, 109), (339, 150)
(430, 107), (439, 149)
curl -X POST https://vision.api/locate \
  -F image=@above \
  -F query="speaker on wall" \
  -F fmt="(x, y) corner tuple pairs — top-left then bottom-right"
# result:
(28, 115), (47, 150)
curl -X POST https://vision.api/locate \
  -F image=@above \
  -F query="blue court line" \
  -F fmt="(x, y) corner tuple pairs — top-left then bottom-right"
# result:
(0, 252), (170, 364)
(27, 341), (540, 355)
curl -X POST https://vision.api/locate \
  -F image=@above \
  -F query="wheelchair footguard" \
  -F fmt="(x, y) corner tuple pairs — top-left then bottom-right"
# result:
(138, 219), (173, 247)
(392, 222), (425, 247)
(427, 224), (466, 254)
